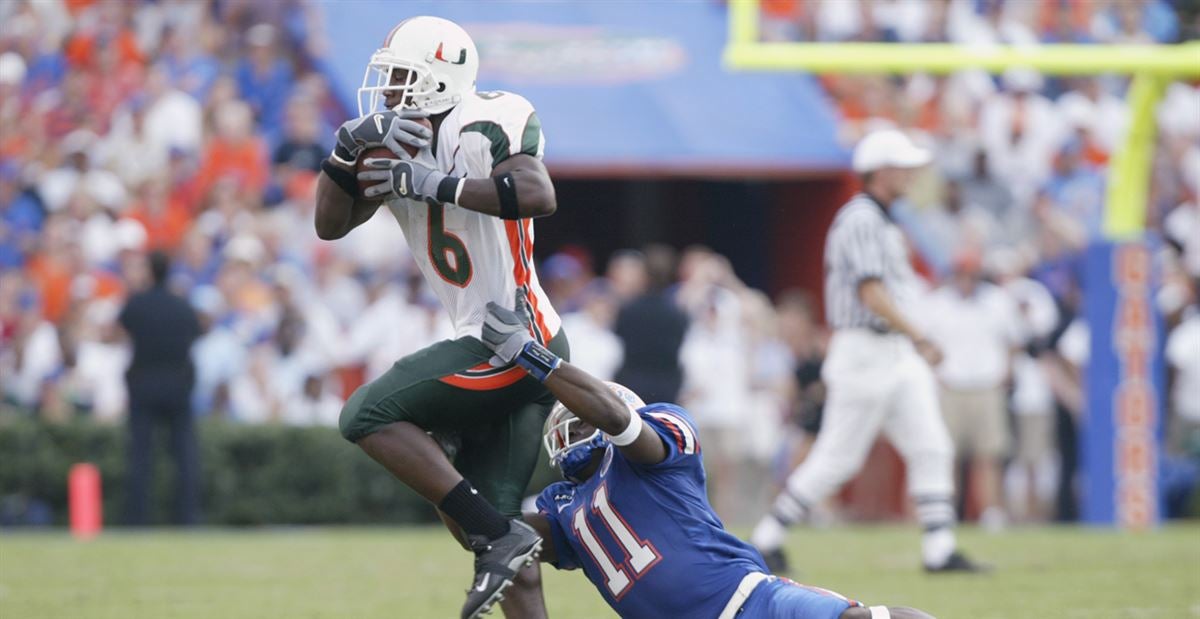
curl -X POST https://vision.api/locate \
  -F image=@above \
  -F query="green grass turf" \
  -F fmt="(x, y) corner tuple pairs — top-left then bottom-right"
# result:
(1, 524), (1197, 618)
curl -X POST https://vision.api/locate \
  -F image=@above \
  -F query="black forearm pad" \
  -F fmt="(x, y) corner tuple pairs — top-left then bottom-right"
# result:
(495, 172), (519, 220)
(321, 158), (358, 197)
(437, 176), (461, 204)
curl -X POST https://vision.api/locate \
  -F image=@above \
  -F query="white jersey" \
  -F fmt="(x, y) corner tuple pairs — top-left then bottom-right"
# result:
(384, 91), (561, 343)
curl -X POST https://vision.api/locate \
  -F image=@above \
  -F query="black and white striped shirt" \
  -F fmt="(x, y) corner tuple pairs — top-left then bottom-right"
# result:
(823, 193), (919, 331)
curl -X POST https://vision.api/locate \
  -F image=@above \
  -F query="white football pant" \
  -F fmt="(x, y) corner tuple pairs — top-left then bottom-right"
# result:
(784, 329), (955, 504)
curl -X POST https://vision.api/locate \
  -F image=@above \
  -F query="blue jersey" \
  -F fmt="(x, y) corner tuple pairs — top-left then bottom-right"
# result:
(535, 404), (768, 619)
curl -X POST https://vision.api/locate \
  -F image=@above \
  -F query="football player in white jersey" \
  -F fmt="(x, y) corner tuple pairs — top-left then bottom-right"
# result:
(314, 16), (567, 619)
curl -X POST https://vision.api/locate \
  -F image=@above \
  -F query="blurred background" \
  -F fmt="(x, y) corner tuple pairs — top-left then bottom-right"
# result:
(0, 0), (1197, 534)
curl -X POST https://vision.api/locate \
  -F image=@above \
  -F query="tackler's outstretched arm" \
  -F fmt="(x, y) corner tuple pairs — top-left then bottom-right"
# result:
(480, 302), (666, 465)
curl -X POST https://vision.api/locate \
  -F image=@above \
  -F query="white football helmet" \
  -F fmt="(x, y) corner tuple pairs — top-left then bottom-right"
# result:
(358, 16), (479, 116)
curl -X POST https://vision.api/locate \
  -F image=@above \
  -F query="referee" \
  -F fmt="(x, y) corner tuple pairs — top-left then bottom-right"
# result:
(750, 129), (985, 573)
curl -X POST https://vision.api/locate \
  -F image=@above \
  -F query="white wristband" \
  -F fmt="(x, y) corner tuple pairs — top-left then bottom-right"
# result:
(608, 411), (644, 446)
(869, 606), (891, 619)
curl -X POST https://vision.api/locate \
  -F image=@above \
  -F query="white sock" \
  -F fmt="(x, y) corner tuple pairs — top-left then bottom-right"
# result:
(750, 514), (787, 550)
(921, 527), (956, 567)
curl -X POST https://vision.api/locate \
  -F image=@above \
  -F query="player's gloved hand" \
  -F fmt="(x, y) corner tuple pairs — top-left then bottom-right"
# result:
(482, 299), (561, 376)
(357, 157), (463, 203)
(482, 301), (562, 380)
(332, 108), (431, 165)
(481, 301), (534, 366)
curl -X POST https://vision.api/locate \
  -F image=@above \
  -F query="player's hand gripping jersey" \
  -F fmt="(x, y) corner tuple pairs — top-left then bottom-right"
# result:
(535, 404), (769, 619)
(385, 91), (560, 342)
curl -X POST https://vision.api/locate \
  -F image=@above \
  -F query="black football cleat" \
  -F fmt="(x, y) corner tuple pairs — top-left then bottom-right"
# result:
(761, 547), (791, 576)
(924, 551), (991, 574)
(461, 519), (543, 619)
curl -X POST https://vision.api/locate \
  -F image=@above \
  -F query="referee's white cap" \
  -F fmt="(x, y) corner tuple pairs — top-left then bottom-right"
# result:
(852, 129), (932, 173)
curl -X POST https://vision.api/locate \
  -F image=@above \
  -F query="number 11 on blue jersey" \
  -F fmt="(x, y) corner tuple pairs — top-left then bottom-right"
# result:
(570, 483), (662, 599)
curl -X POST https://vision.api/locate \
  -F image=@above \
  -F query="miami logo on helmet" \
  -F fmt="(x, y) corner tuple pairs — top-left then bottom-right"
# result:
(434, 42), (467, 65)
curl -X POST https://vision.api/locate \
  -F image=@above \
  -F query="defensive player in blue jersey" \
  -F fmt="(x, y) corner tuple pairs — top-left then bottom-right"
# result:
(481, 302), (934, 619)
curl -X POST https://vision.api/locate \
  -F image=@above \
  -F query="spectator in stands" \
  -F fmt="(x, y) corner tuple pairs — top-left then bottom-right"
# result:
(281, 373), (344, 427)
(1046, 284), (1087, 522)
(1166, 296), (1200, 456)
(142, 64), (204, 156)
(118, 251), (201, 525)
(1, 270), (61, 412)
(741, 290), (794, 519)
(67, 297), (128, 422)
(0, 50), (27, 119)
(559, 284), (623, 381)
(679, 252), (752, 519)
(195, 100), (269, 198)
(37, 129), (127, 214)
(126, 178), (192, 253)
(158, 25), (221, 100)
(102, 96), (169, 188)
(993, 251), (1061, 523)
(189, 285), (243, 418)
(270, 93), (327, 205)
(0, 158), (43, 269)
(235, 23), (293, 138)
(541, 252), (591, 314)
(922, 250), (1020, 530)
(1043, 137), (1106, 241)
(905, 178), (1000, 276)
(230, 339), (284, 423)
(958, 149), (1013, 227)
(979, 68), (1063, 208)
(606, 249), (649, 304)
(1056, 78), (1126, 160)
(612, 245), (689, 403)
(774, 290), (828, 480)
(350, 268), (451, 383)
(1094, 0), (1177, 44)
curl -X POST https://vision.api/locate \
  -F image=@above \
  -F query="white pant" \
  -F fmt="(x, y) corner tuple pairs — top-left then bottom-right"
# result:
(785, 329), (955, 502)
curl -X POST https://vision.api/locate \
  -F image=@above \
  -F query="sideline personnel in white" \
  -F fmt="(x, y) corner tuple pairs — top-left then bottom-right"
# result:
(750, 129), (986, 573)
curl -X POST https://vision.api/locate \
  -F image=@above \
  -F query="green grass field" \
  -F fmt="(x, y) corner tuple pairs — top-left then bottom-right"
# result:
(1, 524), (1197, 618)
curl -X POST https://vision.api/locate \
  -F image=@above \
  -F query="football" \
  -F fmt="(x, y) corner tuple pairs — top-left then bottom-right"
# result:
(356, 116), (433, 199)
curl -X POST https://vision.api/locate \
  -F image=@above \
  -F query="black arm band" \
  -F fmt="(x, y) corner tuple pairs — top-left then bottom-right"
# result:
(321, 159), (358, 197)
(436, 176), (462, 204)
(495, 172), (520, 220)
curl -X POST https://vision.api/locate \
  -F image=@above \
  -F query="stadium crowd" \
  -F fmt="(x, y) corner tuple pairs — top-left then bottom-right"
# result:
(1, 0), (1197, 527)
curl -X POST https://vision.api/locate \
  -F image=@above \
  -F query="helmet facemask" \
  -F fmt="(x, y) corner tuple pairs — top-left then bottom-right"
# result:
(358, 55), (438, 116)
(544, 404), (608, 483)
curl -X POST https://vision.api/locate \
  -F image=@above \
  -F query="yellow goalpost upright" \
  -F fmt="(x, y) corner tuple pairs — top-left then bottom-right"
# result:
(722, 0), (1200, 529)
